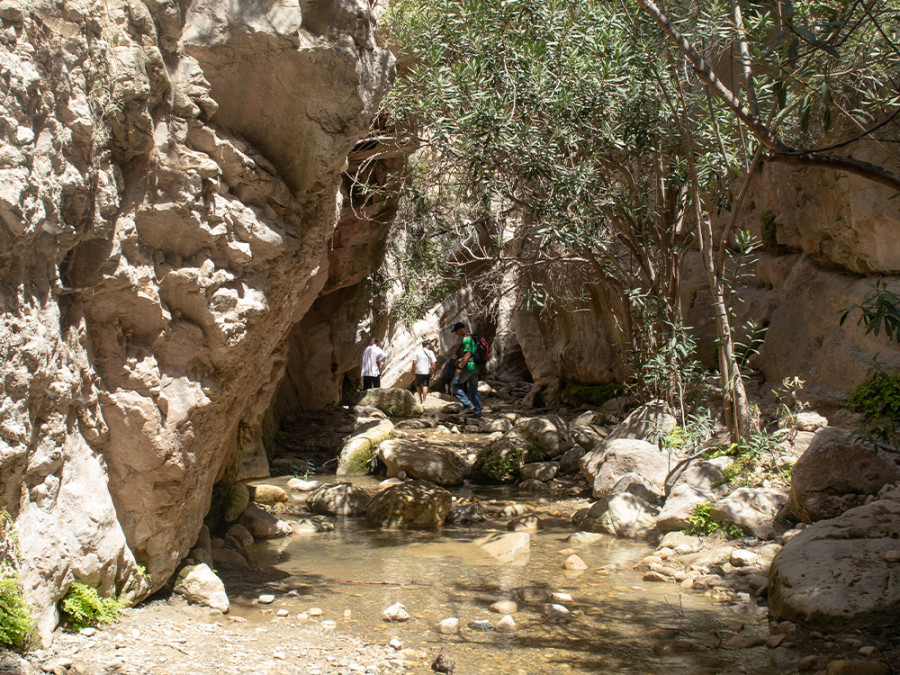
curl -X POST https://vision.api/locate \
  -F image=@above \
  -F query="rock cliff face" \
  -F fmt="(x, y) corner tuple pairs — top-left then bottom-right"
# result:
(0, 0), (392, 640)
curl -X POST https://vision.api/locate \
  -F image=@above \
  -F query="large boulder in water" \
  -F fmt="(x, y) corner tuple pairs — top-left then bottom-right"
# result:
(307, 482), (370, 516)
(376, 439), (463, 486)
(366, 480), (452, 529)
(789, 427), (900, 523)
(768, 490), (900, 630)
(337, 419), (395, 475)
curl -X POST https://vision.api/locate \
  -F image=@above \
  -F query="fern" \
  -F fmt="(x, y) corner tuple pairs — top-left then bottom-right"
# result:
(0, 573), (35, 649)
(59, 582), (121, 631)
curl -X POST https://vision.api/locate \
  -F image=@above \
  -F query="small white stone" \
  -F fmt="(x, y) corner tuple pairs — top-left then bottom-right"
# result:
(258, 594), (276, 605)
(276, 609), (290, 617)
(730, 549), (759, 567)
(383, 602), (410, 622)
(489, 600), (518, 614)
(438, 617), (459, 634)
(321, 619), (337, 629)
(79, 627), (98, 637)
(388, 638), (403, 650)
(550, 592), (573, 603)
(543, 604), (573, 622)
(495, 615), (516, 633)
(308, 607), (324, 616)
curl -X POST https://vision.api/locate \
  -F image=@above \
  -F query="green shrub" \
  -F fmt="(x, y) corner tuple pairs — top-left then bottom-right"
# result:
(684, 502), (745, 538)
(566, 383), (623, 407)
(59, 582), (121, 631)
(847, 368), (900, 450)
(0, 574), (35, 649)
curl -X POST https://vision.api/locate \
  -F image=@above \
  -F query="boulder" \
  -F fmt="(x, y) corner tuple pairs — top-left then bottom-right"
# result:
(664, 456), (731, 496)
(794, 411), (828, 432)
(711, 487), (788, 538)
(593, 493), (660, 539)
(365, 480), (451, 529)
(376, 439), (463, 486)
(223, 482), (251, 523)
(173, 563), (229, 613)
(610, 472), (662, 505)
(238, 505), (292, 539)
(306, 483), (371, 516)
(249, 484), (289, 505)
(475, 532), (531, 565)
(789, 427), (900, 523)
(558, 446), (586, 474)
(604, 399), (677, 444)
(580, 438), (670, 500)
(656, 484), (714, 533)
(513, 415), (575, 459)
(471, 430), (538, 483)
(356, 388), (424, 418)
(336, 419), (395, 475)
(520, 462), (559, 482)
(768, 495), (900, 630)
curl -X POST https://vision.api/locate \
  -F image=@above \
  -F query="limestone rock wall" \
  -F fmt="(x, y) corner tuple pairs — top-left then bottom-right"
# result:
(0, 0), (392, 640)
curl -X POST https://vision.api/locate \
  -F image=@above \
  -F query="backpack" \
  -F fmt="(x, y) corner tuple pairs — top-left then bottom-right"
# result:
(471, 335), (490, 366)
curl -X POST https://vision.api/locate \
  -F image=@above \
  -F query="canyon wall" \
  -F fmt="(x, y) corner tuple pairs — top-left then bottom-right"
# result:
(0, 0), (392, 640)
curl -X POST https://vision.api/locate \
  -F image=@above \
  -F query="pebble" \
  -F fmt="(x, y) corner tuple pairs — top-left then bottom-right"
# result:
(79, 627), (97, 637)
(438, 617), (459, 634)
(564, 554), (588, 570)
(542, 604), (573, 622)
(388, 638), (403, 651)
(258, 594), (275, 605)
(884, 550), (900, 563)
(276, 609), (290, 617)
(549, 592), (572, 603)
(308, 607), (324, 616)
(320, 620), (336, 629)
(382, 603), (410, 622)
(730, 549), (759, 567)
(489, 600), (518, 614)
(858, 646), (878, 657)
(798, 654), (829, 671)
(495, 615), (516, 634)
(467, 620), (493, 632)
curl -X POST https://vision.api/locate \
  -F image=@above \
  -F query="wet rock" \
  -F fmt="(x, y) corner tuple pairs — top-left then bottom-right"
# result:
(286, 478), (319, 492)
(789, 427), (900, 523)
(467, 619), (493, 631)
(476, 532), (530, 565)
(307, 483), (371, 516)
(258, 594), (276, 605)
(495, 615), (516, 633)
(438, 617), (460, 635)
(507, 515), (542, 531)
(542, 604), (573, 622)
(502, 503), (529, 517)
(383, 603), (410, 622)
(642, 571), (670, 583)
(798, 654), (830, 671)
(337, 419), (396, 475)
(366, 480), (452, 529)
(249, 484), (288, 505)
(722, 634), (765, 648)
(225, 523), (254, 555)
(239, 504), (293, 539)
(516, 586), (551, 604)
(518, 478), (549, 492)
(376, 439), (464, 486)
(291, 515), (334, 533)
(567, 531), (606, 545)
(489, 600), (518, 614)
(564, 554), (588, 570)
(449, 500), (486, 523)
(768, 495), (900, 630)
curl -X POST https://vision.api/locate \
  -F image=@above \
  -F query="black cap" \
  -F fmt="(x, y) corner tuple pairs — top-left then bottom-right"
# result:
(422, 339), (431, 347)
(449, 322), (465, 333)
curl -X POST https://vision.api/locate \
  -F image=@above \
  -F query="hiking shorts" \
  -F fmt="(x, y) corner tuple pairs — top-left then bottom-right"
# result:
(415, 374), (431, 387)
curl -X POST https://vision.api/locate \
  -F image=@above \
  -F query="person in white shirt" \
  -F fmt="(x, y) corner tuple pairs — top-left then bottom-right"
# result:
(411, 339), (437, 403)
(361, 338), (386, 390)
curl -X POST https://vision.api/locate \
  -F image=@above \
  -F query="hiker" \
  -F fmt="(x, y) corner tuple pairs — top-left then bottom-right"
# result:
(411, 339), (437, 403)
(434, 355), (457, 395)
(449, 321), (482, 417)
(361, 338), (386, 390)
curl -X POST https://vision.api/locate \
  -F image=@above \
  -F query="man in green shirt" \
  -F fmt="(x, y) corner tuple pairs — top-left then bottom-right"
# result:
(449, 321), (482, 417)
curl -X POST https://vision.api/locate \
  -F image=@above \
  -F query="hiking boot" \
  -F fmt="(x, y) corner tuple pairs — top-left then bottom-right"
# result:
(460, 405), (475, 414)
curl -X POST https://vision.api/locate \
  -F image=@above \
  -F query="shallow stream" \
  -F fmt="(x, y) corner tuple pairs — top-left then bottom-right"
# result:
(246, 476), (771, 674)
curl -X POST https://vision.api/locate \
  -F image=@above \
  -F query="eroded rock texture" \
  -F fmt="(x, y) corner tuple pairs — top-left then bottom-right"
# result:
(0, 0), (392, 640)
